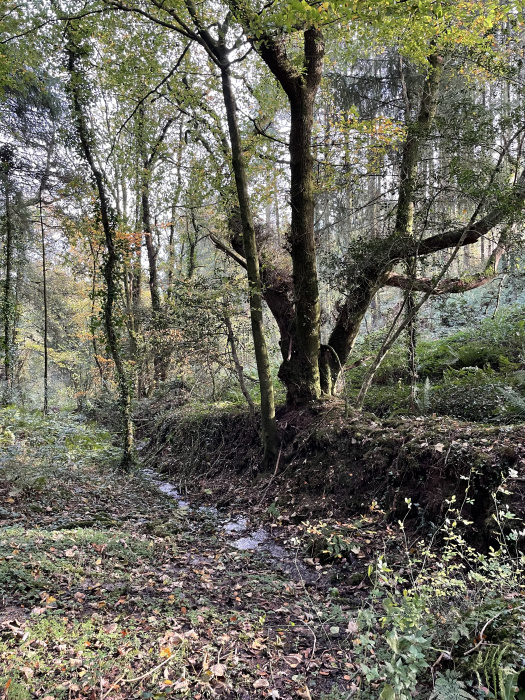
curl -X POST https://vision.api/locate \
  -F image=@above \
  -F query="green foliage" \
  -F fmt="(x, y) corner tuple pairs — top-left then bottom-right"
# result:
(429, 671), (476, 700)
(418, 309), (525, 379)
(351, 480), (525, 699)
(305, 520), (362, 562)
(0, 680), (31, 700)
(430, 369), (510, 422)
(349, 308), (525, 423)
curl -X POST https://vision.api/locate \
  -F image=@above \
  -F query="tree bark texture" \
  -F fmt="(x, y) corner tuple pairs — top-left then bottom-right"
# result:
(219, 55), (278, 467)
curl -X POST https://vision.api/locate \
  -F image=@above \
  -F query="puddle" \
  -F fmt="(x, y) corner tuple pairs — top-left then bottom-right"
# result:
(231, 528), (268, 550)
(142, 469), (323, 586)
(141, 469), (190, 508)
(156, 482), (190, 507)
(223, 517), (248, 534)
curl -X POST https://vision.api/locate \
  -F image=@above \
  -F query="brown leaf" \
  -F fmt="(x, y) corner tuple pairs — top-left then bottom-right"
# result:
(31, 607), (47, 615)
(282, 654), (302, 668)
(346, 620), (359, 635)
(20, 667), (33, 681)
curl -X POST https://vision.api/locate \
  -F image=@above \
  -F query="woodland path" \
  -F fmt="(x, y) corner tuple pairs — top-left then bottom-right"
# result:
(0, 410), (364, 700)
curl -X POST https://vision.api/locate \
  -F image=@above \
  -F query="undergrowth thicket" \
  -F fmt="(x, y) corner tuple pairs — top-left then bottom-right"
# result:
(348, 308), (525, 423)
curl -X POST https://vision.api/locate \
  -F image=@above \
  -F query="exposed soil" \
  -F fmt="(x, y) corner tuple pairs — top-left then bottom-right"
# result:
(138, 399), (525, 541)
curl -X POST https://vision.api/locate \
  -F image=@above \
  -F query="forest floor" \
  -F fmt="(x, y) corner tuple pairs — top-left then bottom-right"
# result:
(0, 408), (401, 700)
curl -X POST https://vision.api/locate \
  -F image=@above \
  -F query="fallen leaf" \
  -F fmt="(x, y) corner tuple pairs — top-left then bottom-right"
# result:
(253, 678), (269, 689)
(346, 620), (358, 635)
(31, 607), (47, 615)
(282, 654), (302, 668)
(210, 663), (227, 677)
(20, 667), (33, 681)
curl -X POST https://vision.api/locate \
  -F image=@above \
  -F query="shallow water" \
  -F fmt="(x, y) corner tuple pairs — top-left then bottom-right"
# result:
(142, 470), (322, 585)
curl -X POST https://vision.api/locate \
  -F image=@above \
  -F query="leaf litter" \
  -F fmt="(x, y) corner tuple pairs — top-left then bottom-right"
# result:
(0, 408), (401, 699)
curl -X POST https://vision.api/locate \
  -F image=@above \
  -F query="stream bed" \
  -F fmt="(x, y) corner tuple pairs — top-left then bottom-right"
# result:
(141, 469), (322, 586)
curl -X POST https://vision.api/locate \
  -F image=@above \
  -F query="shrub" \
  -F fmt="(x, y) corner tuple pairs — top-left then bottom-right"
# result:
(352, 483), (525, 700)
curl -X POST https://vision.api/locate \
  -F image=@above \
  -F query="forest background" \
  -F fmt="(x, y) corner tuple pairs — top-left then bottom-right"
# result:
(2, 1), (525, 699)
(1, 0), (525, 465)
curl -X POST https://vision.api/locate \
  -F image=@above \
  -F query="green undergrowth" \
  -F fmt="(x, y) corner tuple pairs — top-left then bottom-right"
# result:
(347, 307), (525, 422)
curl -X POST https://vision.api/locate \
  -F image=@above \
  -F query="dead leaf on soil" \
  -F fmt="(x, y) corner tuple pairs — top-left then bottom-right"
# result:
(282, 654), (302, 668)
(210, 663), (227, 677)
(20, 667), (33, 681)
(346, 620), (359, 635)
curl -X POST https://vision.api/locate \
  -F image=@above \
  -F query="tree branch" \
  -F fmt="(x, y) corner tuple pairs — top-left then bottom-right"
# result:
(209, 233), (247, 269)
(411, 170), (525, 258)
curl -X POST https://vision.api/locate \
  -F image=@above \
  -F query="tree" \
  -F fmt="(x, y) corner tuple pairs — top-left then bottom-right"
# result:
(65, 22), (135, 469)
(223, 0), (525, 404)
(105, 0), (279, 466)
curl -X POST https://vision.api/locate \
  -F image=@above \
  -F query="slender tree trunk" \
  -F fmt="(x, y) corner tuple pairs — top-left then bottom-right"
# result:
(220, 57), (278, 468)
(67, 37), (134, 470)
(167, 201), (176, 298)
(39, 196), (49, 415)
(224, 313), (255, 413)
(88, 241), (105, 383)
(142, 177), (161, 313)
(3, 181), (12, 390)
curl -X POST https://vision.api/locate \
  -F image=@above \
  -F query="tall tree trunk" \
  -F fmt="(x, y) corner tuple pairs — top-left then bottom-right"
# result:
(2, 175), (12, 391)
(39, 195), (49, 415)
(220, 56), (278, 468)
(284, 85), (322, 403)
(67, 35), (134, 470)
(254, 27), (325, 404)
(141, 177), (161, 313)
(167, 201), (176, 297)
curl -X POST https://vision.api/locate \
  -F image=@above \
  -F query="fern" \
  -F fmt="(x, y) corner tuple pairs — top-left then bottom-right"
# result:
(429, 671), (476, 700)
(472, 645), (520, 700)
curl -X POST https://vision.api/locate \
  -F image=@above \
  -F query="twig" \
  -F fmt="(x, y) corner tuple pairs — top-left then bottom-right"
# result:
(257, 444), (282, 506)
(101, 654), (175, 699)
(463, 606), (524, 656)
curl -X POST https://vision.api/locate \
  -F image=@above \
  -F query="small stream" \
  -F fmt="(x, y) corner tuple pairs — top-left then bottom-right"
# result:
(141, 469), (322, 586)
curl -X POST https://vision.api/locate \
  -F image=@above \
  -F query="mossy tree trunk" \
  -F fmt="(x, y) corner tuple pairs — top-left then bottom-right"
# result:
(256, 28), (325, 405)
(219, 52), (278, 467)
(66, 31), (134, 470)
